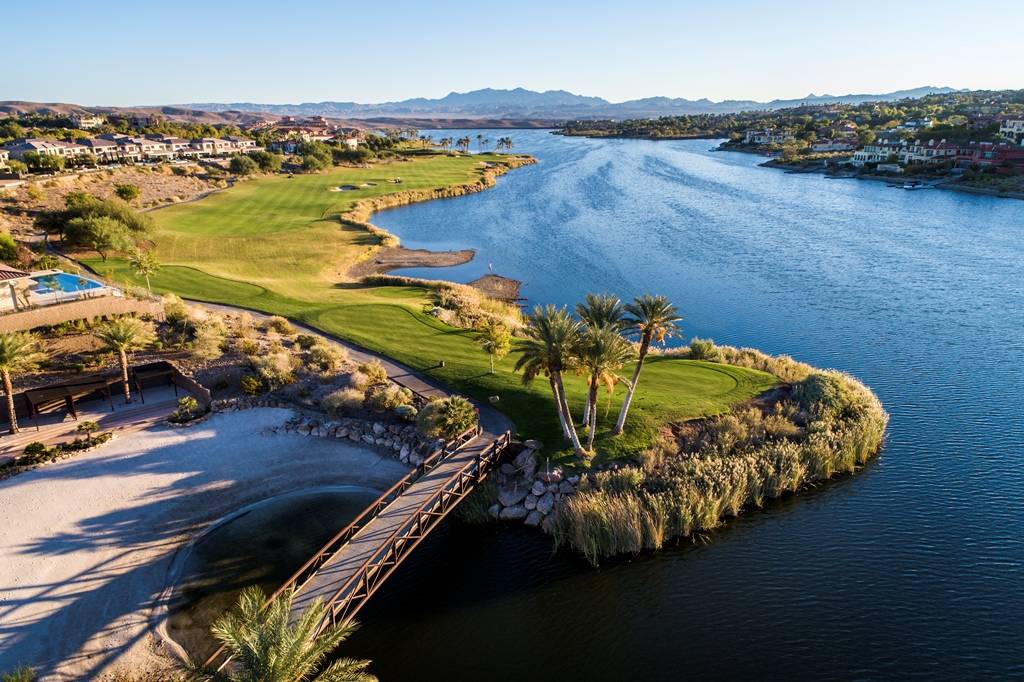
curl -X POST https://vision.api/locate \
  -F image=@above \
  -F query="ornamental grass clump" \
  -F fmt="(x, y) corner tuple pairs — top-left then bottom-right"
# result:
(357, 359), (388, 385)
(365, 383), (413, 411)
(549, 360), (888, 566)
(323, 388), (365, 416)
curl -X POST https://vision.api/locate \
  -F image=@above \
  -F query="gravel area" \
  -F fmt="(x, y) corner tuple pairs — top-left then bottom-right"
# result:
(0, 407), (408, 681)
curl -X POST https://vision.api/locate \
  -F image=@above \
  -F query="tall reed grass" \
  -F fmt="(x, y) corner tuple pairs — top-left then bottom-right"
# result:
(549, 354), (888, 566)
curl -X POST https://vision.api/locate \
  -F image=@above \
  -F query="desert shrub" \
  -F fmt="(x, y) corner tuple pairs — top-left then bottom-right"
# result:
(366, 383), (413, 411)
(170, 395), (201, 423)
(76, 420), (100, 441)
(0, 233), (18, 263)
(687, 337), (722, 362)
(250, 351), (295, 388)
(263, 315), (295, 335)
(234, 312), (256, 339)
(162, 293), (190, 329)
(347, 370), (370, 390)
(240, 374), (263, 396)
(358, 359), (388, 385)
(21, 442), (53, 463)
(665, 343), (813, 384)
(394, 404), (418, 421)
(191, 317), (227, 361)
(322, 388), (365, 416)
(295, 334), (318, 350)
(793, 371), (863, 420)
(416, 395), (477, 440)
(237, 338), (259, 356)
(308, 342), (345, 372)
(114, 183), (140, 202)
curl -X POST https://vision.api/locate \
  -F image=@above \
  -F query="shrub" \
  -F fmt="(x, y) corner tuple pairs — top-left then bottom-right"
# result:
(322, 388), (365, 416)
(172, 395), (201, 422)
(0, 233), (18, 263)
(237, 338), (260, 356)
(366, 383), (413, 411)
(358, 359), (388, 385)
(308, 343), (345, 372)
(162, 293), (190, 329)
(21, 442), (54, 464)
(240, 374), (263, 396)
(113, 183), (140, 202)
(687, 337), (722, 362)
(416, 396), (477, 440)
(251, 351), (295, 388)
(1, 664), (36, 682)
(394, 404), (418, 421)
(295, 334), (318, 350)
(191, 318), (227, 361)
(234, 312), (256, 339)
(263, 315), (294, 335)
(76, 420), (100, 441)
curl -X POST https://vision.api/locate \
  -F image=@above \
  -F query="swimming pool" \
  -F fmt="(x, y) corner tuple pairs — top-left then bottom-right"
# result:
(31, 272), (104, 294)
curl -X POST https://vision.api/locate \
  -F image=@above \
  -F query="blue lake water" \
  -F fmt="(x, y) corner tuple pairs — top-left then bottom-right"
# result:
(332, 130), (1024, 680)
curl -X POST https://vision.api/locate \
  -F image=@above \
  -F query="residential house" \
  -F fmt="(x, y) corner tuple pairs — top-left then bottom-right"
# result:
(955, 142), (1024, 169)
(811, 138), (857, 153)
(77, 137), (122, 161)
(1, 138), (88, 161)
(70, 113), (105, 130)
(224, 135), (257, 151)
(849, 139), (903, 167)
(743, 129), (793, 145)
(899, 139), (958, 165)
(897, 118), (934, 131)
(998, 119), (1024, 144)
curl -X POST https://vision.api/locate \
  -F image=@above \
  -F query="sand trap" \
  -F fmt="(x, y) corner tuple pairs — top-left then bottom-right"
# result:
(329, 184), (360, 192)
(0, 408), (408, 681)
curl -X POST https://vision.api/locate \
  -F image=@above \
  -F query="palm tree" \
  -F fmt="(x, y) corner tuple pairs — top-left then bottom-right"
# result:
(476, 133), (485, 152)
(94, 317), (153, 404)
(473, 319), (511, 374)
(456, 136), (471, 153)
(514, 305), (585, 456)
(0, 332), (45, 434)
(188, 586), (375, 682)
(612, 295), (682, 436)
(575, 325), (634, 451)
(575, 294), (627, 424)
(129, 248), (160, 294)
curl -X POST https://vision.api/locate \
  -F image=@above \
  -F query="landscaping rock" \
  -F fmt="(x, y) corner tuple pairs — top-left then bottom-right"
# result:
(538, 467), (563, 484)
(530, 480), (547, 497)
(499, 505), (529, 521)
(536, 491), (555, 515)
(524, 494), (538, 510)
(523, 439), (543, 450)
(488, 504), (503, 520)
(498, 485), (528, 507)
(524, 510), (544, 527)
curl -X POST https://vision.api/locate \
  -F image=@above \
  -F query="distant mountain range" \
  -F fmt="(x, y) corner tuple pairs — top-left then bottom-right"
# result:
(182, 86), (960, 120)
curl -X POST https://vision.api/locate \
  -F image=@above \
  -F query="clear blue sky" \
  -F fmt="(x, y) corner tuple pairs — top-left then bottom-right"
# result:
(4, 0), (1021, 106)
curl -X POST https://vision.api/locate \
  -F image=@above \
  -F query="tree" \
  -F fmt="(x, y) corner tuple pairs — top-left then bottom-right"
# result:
(473, 319), (511, 374)
(0, 234), (18, 264)
(129, 248), (160, 293)
(575, 293), (627, 424)
(113, 183), (140, 202)
(66, 215), (132, 261)
(76, 420), (99, 442)
(514, 305), (585, 456)
(575, 325), (634, 451)
(5, 159), (27, 175)
(228, 154), (258, 176)
(611, 294), (681, 436)
(248, 150), (282, 172)
(187, 586), (376, 682)
(781, 139), (801, 162)
(456, 137), (471, 153)
(299, 141), (333, 172)
(94, 317), (153, 403)
(0, 332), (45, 434)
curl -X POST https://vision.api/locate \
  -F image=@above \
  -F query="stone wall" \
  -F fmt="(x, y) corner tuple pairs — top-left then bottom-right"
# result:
(0, 296), (163, 333)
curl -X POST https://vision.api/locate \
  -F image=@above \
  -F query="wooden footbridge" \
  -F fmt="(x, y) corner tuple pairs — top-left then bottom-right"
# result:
(204, 424), (513, 671)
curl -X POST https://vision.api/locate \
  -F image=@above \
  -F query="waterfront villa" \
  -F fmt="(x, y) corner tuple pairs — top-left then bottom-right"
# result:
(811, 138), (857, 153)
(2, 134), (265, 164)
(743, 129), (794, 145)
(898, 139), (959, 165)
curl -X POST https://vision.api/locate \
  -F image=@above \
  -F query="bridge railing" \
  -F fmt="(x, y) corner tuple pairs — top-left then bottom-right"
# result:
(203, 421), (486, 671)
(318, 429), (514, 631)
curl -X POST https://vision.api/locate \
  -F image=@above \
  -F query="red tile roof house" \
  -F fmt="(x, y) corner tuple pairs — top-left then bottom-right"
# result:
(899, 139), (959, 165)
(955, 142), (1024, 171)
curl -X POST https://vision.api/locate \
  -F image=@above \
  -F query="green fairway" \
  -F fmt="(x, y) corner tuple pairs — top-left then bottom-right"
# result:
(85, 153), (777, 455)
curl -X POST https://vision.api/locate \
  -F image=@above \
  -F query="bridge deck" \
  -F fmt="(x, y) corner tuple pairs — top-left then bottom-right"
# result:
(288, 432), (496, 621)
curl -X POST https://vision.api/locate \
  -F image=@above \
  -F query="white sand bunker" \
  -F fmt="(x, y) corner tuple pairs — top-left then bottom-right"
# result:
(0, 408), (408, 680)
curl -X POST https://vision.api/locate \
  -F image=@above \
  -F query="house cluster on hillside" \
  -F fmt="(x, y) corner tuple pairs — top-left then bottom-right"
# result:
(1, 133), (262, 165)
(742, 114), (1024, 173)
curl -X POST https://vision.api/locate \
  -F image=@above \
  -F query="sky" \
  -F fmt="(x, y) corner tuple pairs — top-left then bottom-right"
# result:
(3, 0), (1022, 106)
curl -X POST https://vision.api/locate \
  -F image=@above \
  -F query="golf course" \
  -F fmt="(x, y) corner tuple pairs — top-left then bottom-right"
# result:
(87, 152), (777, 456)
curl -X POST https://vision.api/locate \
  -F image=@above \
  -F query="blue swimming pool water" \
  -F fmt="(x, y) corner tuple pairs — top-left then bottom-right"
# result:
(32, 272), (103, 294)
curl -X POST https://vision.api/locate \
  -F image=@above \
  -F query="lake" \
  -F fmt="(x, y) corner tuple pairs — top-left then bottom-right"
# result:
(347, 131), (1023, 680)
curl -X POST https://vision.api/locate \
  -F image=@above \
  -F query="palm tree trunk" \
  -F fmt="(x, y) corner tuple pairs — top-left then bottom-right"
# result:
(612, 337), (651, 436)
(3, 370), (18, 435)
(145, 273), (151, 294)
(582, 373), (595, 426)
(586, 381), (600, 451)
(119, 350), (131, 403)
(549, 375), (571, 440)
(489, 353), (494, 374)
(554, 372), (585, 455)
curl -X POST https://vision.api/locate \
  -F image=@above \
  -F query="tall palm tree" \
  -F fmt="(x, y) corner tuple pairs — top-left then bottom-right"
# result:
(575, 293), (627, 424)
(476, 133), (485, 152)
(188, 586), (375, 682)
(129, 248), (160, 294)
(0, 332), (45, 434)
(612, 294), (682, 436)
(94, 317), (153, 404)
(575, 325), (634, 451)
(514, 305), (585, 456)
(474, 319), (511, 374)
(456, 136), (471, 153)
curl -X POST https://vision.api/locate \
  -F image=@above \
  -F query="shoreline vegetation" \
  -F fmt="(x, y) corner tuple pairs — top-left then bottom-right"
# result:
(548, 341), (888, 566)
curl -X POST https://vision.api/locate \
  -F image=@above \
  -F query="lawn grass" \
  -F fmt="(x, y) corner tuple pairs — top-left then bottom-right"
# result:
(84, 153), (777, 456)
